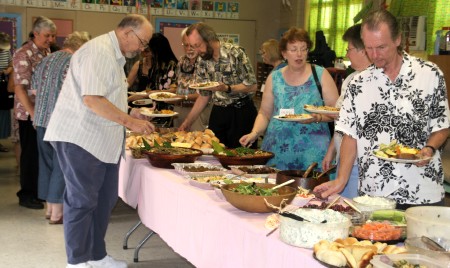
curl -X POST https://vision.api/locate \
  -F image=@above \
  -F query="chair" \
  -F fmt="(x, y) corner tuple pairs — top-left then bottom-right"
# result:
(326, 67), (347, 95)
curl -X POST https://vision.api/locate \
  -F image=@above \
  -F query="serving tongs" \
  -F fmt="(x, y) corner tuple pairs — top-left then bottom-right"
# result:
(421, 236), (447, 252)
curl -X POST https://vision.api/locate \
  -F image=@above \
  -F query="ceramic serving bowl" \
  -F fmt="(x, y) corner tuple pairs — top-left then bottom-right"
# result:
(212, 151), (274, 169)
(142, 148), (203, 169)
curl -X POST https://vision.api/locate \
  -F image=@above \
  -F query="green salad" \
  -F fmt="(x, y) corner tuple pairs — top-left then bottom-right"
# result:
(231, 182), (278, 196)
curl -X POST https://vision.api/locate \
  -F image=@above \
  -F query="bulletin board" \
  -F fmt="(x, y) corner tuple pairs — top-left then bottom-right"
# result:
(155, 18), (197, 59)
(0, 13), (22, 54)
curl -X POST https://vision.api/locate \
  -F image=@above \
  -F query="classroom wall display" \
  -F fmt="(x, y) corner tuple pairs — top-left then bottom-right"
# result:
(0, 13), (22, 54)
(0, 0), (240, 18)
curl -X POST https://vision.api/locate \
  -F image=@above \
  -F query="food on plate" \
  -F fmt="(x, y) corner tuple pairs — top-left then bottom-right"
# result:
(352, 221), (403, 241)
(192, 81), (217, 87)
(303, 201), (354, 213)
(191, 175), (227, 183)
(392, 259), (428, 268)
(373, 140), (420, 159)
(230, 182), (278, 196)
(231, 165), (278, 174)
(313, 237), (407, 268)
(152, 93), (176, 99)
(304, 104), (340, 112)
(134, 99), (150, 105)
(296, 186), (315, 198)
(279, 114), (312, 119)
(279, 208), (351, 248)
(182, 165), (223, 172)
(147, 147), (200, 155)
(213, 142), (272, 157)
(153, 109), (174, 114)
(126, 129), (221, 150)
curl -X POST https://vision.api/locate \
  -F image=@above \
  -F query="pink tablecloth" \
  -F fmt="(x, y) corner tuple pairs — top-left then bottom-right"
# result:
(119, 153), (325, 268)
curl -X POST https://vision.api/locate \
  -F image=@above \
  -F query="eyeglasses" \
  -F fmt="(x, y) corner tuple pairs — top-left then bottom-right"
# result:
(346, 47), (358, 53)
(286, 47), (309, 54)
(131, 30), (148, 49)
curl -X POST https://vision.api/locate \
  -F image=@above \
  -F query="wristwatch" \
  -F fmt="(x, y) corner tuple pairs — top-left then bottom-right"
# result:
(226, 84), (232, 93)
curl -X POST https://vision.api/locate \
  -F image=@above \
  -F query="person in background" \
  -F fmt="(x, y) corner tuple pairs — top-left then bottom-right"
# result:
(0, 32), (13, 152)
(127, 32), (178, 91)
(240, 27), (339, 170)
(314, 10), (449, 209)
(44, 14), (154, 268)
(179, 22), (258, 148)
(260, 39), (286, 71)
(13, 16), (56, 209)
(172, 27), (211, 131)
(321, 24), (371, 199)
(32, 31), (90, 224)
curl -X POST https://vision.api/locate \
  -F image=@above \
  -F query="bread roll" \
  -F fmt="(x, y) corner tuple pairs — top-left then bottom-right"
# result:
(204, 128), (215, 137)
(201, 143), (212, 149)
(316, 249), (347, 267)
(340, 248), (357, 268)
(335, 237), (358, 246)
(358, 251), (375, 268)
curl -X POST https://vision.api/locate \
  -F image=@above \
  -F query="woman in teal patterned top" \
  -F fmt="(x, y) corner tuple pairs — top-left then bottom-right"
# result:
(240, 27), (339, 170)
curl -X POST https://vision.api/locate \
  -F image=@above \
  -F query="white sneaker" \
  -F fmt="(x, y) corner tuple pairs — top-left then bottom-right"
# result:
(66, 263), (92, 268)
(88, 255), (127, 268)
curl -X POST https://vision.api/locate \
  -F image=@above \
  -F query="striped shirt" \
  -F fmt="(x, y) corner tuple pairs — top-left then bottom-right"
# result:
(0, 50), (11, 71)
(44, 31), (128, 163)
(32, 51), (72, 128)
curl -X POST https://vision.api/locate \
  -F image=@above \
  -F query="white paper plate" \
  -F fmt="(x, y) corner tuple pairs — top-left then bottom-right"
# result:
(140, 110), (178, 117)
(189, 81), (220, 90)
(149, 92), (182, 102)
(273, 114), (313, 122)
(304, 105), (340, 115)
(128, 91), (148, 96)
(132, 99), (153, 106)
(372, 152), (431, 164)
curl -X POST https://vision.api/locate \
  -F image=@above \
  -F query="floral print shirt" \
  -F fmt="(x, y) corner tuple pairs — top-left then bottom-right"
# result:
(195, 42), (257, 106)
(336, 52), (450, 204)
(12, 40), (49, 120)
(175, 55), (197, 97)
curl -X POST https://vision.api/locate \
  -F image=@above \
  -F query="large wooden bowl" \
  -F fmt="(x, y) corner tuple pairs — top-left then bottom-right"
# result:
(142, 148), (203, 169)
(212, 151), (274, 169)
(276, 169), (329, 190)
(221, 183), (296, 213)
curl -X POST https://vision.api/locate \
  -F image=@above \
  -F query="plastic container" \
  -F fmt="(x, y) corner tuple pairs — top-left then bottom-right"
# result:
(352, 195), (396, 213)
(370, 254), (447, 268)
(279, 208), (351, 248)
(405, 206), (450, 240)
(405, 237), (450, 267)
(440, 27), (450, 55)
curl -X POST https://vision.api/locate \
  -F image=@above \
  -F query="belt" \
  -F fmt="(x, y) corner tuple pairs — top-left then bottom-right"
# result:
(175, 101), (194, 108)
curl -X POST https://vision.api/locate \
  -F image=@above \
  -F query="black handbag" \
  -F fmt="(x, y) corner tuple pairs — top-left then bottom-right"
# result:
(0, 73), (14, 110)
(311, 64), (334, 137)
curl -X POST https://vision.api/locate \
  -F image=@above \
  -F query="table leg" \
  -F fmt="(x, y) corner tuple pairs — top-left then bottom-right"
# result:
(123, 220), (142, 249)
(134, 230), (155, 263)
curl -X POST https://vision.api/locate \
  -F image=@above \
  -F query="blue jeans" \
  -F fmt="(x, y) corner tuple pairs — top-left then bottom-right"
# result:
(52, 141), (119, 264)
(36, 127), (65, 203)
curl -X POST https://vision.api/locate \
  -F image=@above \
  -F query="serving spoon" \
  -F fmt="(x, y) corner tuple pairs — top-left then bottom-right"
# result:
(303, 162), (318, 178)
(271, 179), (295, 190)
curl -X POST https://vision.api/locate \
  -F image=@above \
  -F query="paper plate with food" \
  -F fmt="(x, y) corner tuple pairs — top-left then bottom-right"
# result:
(273, 114), (313, 122)
(149, 92), (181, 102)
(132, 98), (153, 106)
(189, 81), (220, 90)
(372, 140), (430, 163)
(140, 108), (178, 117)
(128, 90), (148, 96)
(304, 104), (340, 115)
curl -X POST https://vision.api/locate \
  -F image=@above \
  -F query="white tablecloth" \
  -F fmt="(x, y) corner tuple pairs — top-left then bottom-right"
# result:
(118, 152), (325, 268)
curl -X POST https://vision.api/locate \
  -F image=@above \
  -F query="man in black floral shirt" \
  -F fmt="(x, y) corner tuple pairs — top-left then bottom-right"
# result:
(315, 10), (449, 209)
(179, 23), (258, 148)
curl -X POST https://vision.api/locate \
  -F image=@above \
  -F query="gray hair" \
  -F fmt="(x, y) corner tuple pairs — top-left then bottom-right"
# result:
(32, 16), (56, 33)
(63, 31), (91, 51)
(186, 23), (218, 43)
(117, 14), (150, 32)
(181, 27), (188, 39)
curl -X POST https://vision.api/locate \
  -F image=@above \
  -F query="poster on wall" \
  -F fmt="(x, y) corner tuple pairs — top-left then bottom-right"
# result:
(217, 33), (239, 45)
(0, 13), (22, 53)
(3, 0), (240, 18)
